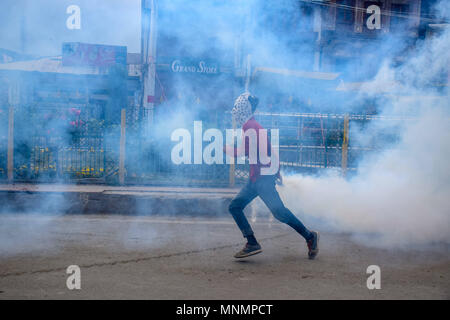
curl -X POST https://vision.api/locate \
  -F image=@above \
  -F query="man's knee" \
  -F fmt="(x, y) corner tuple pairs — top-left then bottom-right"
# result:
(271, 206), (293, 223)
(228, 199), (242, 214)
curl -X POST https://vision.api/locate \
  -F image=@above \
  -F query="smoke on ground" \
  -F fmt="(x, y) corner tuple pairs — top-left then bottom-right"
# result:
(0, 0), (449, 252)
(271, 17), (450, 248)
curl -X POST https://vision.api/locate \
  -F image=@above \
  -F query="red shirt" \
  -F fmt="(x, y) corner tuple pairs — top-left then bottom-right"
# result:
(231, 117), (280, 182)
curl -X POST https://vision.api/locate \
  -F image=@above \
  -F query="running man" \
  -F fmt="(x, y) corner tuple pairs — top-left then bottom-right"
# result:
(224, 92), (319, 259)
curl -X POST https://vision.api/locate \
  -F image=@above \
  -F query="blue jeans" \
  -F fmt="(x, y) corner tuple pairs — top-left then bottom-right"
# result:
(228, 175), (312, 240)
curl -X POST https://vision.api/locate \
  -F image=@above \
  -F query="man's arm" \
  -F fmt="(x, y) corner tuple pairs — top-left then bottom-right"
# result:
(223, 134), (247, 157)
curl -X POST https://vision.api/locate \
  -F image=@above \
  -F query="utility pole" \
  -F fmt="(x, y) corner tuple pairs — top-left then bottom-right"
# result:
(244, 54), (251, 92)
(341, 114), (349, 176)
(141, 0), (158, 138)
(313, 4), (322, 72)
(20, 7), (26, 54)
(7, 81), (20, 183)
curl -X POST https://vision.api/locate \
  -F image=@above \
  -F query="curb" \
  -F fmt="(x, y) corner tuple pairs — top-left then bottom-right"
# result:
(0, 189), (236, 216)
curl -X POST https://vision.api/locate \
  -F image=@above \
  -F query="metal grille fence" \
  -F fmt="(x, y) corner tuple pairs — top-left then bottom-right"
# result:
(10, 104), (120, 183)
(256, 112), (347, 172)
(1, 104), (394, 186)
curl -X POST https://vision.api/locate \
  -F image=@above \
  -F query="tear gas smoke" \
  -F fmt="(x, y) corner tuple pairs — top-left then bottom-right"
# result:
(0, 0), (448, 254)
(272, 20), (450, 248)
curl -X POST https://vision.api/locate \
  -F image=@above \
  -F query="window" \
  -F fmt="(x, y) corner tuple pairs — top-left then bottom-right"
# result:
(336, 0), (356, 26)
(390, 3), (410, 32)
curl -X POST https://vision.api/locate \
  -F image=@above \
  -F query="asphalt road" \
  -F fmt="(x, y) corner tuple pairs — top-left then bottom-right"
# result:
(0, 214), (448, 299)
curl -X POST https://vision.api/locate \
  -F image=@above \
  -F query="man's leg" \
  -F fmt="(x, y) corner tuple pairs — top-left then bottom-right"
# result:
(229, 181), (263, 258)
(256, 175), (319, 259)
(256, 176), (312, 240)
(228, 180), (258, 239)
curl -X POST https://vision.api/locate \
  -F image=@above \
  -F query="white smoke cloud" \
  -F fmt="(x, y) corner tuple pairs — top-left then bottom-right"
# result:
(273, 19), (450, 248)
(1, 0), (449, 253)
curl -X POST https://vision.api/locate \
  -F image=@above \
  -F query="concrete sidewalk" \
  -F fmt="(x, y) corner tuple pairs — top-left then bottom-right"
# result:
(0, 183), (241, 216)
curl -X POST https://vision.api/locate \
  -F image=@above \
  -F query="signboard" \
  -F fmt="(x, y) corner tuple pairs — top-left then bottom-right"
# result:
(157, 57), (221, 75)
(62, 42), (127, 68)
(171, 59), (219, 75)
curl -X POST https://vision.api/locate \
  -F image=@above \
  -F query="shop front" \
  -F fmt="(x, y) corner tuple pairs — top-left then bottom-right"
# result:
(153, 56), (237, 128)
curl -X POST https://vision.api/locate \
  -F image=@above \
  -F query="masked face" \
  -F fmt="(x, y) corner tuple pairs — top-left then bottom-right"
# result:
(231, 92), (253, 128)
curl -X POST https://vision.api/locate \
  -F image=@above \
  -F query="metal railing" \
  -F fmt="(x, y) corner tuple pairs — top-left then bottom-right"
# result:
(0, 105), (396, 186)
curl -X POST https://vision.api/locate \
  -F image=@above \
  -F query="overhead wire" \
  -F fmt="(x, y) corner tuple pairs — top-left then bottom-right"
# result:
(297, 0), (449, 24)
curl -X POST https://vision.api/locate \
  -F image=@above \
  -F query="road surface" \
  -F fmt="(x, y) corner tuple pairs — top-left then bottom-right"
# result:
(0, 214), (448, 299)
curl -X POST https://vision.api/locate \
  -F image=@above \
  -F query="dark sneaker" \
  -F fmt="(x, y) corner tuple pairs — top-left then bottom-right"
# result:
(234, 243), (262, 259)
(307, 231), (319, 260)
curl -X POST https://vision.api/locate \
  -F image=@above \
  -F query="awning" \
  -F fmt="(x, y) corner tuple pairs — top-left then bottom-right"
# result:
(0, 56), (103, 75)
(252, 66), (339, 81)
(335, 80), (404, 93)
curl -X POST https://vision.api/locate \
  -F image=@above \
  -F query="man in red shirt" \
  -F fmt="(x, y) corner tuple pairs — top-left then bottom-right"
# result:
(225, 92), (319, 259)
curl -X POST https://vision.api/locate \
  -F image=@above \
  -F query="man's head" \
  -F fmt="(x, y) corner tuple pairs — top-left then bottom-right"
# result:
(231, 92), (259, 127)
(248, 95), (259, 113)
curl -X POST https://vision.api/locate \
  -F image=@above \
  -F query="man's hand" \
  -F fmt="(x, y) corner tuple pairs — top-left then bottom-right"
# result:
(224, 144), (245, 157)
(223, 145), (234, 156)
(275, 174), (283, 186)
